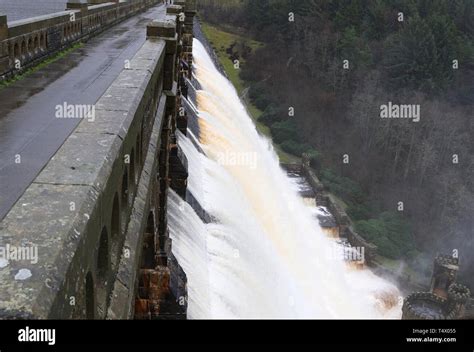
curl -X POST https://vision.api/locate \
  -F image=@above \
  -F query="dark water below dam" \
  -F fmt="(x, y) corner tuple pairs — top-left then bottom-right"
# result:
(0, 0), (68, 22)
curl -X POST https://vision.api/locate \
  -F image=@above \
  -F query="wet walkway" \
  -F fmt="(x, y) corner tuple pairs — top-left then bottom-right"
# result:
(0, 3), (165, 220)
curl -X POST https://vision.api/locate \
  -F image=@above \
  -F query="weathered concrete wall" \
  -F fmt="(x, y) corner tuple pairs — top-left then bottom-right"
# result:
(0, 0), (162, 80)
(0, 0), (197, 320)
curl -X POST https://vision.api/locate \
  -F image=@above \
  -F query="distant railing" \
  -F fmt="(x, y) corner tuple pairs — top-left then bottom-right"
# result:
(0, 0), (162, 80)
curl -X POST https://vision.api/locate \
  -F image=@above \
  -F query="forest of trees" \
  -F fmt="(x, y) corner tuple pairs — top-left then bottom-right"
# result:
(198, 0), (473, 288)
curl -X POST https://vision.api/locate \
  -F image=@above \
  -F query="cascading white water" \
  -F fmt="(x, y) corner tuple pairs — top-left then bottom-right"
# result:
(168, 39), (402, 319)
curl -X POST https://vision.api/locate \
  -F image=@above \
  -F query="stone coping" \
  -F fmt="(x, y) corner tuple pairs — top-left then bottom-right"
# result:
(8, 11), (79, 28)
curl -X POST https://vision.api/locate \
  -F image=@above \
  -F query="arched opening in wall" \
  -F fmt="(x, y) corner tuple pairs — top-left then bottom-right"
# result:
(63, 26), (67, 38)
(110, 193), (121, 270)
(121, 167), (129, 208)
(97, 227), (109, 281)
(130, 148), (136, 188)
(40, 34), (45, 48)
(85, 272), (95, 319)
(20, 41), (26, 56)
(96, 227), (110, 318)
(136, 135), (141, 169)
(27, 39), (32, 53)
(34, 37), (39, 50)
(13, 43), (19, 58)
(141, 211), (156, 269)
(121, 165), (128, 231)
(111, 193), (120, 239)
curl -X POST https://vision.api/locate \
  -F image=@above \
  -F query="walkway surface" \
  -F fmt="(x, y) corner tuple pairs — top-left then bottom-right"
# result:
(0, 4), (166, 220)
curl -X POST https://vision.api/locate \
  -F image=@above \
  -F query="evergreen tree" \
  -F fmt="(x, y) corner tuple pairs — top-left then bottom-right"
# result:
(384, 17), (439, 92)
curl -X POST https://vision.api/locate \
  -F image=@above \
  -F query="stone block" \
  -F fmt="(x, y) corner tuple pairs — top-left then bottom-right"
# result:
(166, 5), (182, 15)
(0, 15), (7, 41)
(66, 1), (89, 10)
(185, 0), (197, 12)
(147, 19), (176, 38)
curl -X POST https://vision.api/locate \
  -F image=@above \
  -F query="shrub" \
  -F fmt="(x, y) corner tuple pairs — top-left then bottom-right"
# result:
(248, 83), (271, 110)
(319, 169), (365, 203)
(355, 219), (400, 259)
(270, 119), (298, 144)
(347, 202), (372, 221)
(355, 212), (415, 260)
(259, 104), (283, 126)
(280, 140), (312, 156)
(305, 148), (321, 169)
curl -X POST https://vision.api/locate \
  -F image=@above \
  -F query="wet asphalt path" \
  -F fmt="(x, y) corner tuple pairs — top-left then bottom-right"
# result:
(0, 4), (166, 220)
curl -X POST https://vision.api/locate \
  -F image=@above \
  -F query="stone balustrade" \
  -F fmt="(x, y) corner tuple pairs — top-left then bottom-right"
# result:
(0, 0), (162, 80)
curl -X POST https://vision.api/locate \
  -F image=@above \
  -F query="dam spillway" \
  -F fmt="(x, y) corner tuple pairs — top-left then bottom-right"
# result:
(168, 39), (402, 319)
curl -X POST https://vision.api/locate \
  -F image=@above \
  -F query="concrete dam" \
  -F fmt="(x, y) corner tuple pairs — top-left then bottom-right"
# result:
(1, 0), (471, 321)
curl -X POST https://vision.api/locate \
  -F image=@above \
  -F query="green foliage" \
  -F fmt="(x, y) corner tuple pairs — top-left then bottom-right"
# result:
(355, 212), (415, 259)
(201, 22), (263, 94)
(383, 15), (462, 92)
(346, 202), (373, 221)
(305, 148), (321, 169)
(259, 105), (283, 126)
(270, 119), (298, 144)
(428, 14), (463, 86)
(337, 26), (372, 68)
(248, 83), (272, 110)
(320, 169), (365, 204)
(330, 0), (366, 32)
(243, 0), (272, 34)
(280, 140), (312, 157)
(363, 0), (395, 40)
(384, 17), (437, 91)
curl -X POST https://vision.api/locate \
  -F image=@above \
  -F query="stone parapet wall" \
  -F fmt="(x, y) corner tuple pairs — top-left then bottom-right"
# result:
(301, 162), (378, 266)
(0, 36), (166, 319)
(0, 0), (162, 80)
(0, 1), (194, 319)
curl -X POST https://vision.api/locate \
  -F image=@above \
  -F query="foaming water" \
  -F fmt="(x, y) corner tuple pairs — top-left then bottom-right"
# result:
(169, 39), (401, 319)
